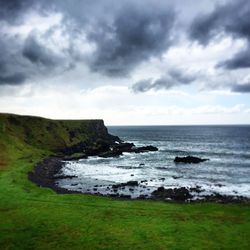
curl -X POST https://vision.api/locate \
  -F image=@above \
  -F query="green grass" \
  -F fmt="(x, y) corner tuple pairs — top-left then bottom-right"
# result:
(0, 113), (109, 153)
(0, 113), (250, 249)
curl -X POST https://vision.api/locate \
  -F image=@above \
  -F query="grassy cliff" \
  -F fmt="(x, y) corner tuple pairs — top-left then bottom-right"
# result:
(0, 113), (250, 249)
(0, 113), (115, 168)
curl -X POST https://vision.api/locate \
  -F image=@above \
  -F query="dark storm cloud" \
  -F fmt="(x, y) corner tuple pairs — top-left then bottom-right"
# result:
(0, 32), (69, 86)
(22, 34), (60, 67)
(232, 83), (250, 93)
(132, 69), (197, 93)
(0, 0), (36, 23)
(87, 3), (176, 76)
(189, 0), (250, 70)
(0, 73), (26, 85)
(0, 35), (29, 85)
(218, 45), (250, 70)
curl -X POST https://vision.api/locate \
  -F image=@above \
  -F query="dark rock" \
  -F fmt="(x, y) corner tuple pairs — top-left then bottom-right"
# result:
(61, 142), (87, 155)
(172, 176), (181, 179)
(95, 138), (111, 151)
(215, 183), (224, 187)
(98, 150), (122, 158)
(157, 186), (165, 192)
(52, 175), (77, 179)
(112, 142), (135, 152)
(202, 193), (249, 203)
(110, 193), (119, 197)
(159, 178), (165, 181)
(126, 181), (139, 186)
(112, 180), (139, 189)
(134, 145), (158, 153)
(174, 156), (209, 164)
(131, 174), (134, 176)
(112, 184), (122, 189)
(189, 186), (203, 193)
(119, 194), (131, 199)
(62, 153), (87, 161)
(84, 140), (160, 158)
(152, 186), (192, 201)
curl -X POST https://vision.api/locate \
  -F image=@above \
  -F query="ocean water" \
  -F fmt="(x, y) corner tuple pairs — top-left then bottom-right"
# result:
(57, 125), (250, 199)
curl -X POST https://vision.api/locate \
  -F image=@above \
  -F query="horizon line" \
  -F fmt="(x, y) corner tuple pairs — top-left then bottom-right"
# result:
(107, 123), (250, 126)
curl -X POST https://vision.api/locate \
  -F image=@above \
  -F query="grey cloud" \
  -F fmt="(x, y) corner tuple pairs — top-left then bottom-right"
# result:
(0, 73), (26, 85)
(232, 83), (250, 93)
(132, 69), (196, 93)
(190, 0), (250, 43)
(218, 45), (250, 70)
(22, 34), (61, 67)
(189, 0), (250, 70)
(132, 79), (154, 93)
(0, 31), (71, 86)
(168, 69), (196, 84)
(86, 2), (176, 76)
(0, 0), (37, 23)
(0, 35), (28, 86)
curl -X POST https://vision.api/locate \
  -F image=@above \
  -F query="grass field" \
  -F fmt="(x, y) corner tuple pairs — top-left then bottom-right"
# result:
(0, 113), (250, 249)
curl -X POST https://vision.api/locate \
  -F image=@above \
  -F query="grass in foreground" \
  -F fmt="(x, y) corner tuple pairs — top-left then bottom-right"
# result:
(0, 147), (250, 249)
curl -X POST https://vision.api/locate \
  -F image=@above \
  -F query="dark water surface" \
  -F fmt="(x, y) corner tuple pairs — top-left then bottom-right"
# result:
(57, 125), (250, 199)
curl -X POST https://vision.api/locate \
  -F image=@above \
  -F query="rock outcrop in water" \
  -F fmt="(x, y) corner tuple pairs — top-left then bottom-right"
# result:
(98, 143), (158, 158)
(174, 156), (209, 164)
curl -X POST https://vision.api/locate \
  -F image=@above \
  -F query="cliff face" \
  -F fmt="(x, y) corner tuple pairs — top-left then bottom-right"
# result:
(0, 113), (119, 157)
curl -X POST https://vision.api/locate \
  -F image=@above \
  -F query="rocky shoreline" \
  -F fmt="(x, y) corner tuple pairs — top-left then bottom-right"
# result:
(28, 155), (250, 204)
(28, 157), (78, 194)
(28, 141), (159, 194)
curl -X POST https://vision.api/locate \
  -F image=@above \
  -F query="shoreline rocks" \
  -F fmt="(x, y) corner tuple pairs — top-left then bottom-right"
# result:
(28, 157), (250, 204)
(28, 157), (79, 194)
(152, 186), (193, 201)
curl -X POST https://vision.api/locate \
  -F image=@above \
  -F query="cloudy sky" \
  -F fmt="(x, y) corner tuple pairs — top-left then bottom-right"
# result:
(0, 0), (250, 125)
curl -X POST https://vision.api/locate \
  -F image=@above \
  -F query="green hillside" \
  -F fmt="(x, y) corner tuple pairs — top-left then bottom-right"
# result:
(0, 113), (115, 168)
(0, 113), (250, 249)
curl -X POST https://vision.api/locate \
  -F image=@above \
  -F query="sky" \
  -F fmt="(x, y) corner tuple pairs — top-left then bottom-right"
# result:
(0, 0), (250, 125)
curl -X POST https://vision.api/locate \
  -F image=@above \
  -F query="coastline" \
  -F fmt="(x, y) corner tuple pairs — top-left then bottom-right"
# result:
(28, 156), (250, 204)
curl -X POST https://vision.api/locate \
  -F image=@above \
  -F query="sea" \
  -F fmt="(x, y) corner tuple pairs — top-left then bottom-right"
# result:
(57, 125), (250, 200)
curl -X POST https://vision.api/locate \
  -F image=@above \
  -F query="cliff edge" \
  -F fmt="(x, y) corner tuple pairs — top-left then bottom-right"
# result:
(0, 113), (119, 167)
